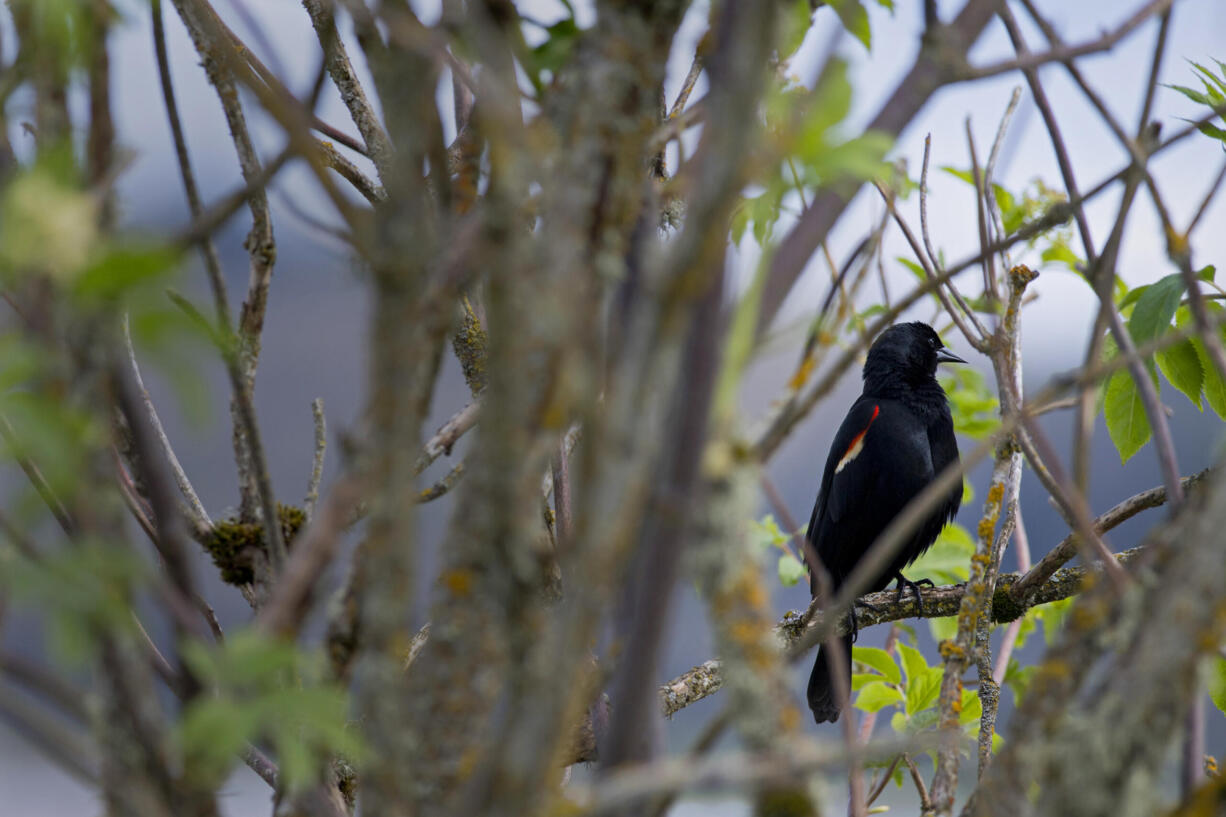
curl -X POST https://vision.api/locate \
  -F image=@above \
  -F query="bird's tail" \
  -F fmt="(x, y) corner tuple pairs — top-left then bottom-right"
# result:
(807, 633), (853, 724)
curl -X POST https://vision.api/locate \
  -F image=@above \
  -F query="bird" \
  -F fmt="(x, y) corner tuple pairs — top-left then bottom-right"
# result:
(803, 321), (964, 724)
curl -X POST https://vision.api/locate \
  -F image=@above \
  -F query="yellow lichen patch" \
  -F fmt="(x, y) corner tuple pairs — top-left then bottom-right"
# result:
(1035, 657), (1071, 682)
(1166, 225), (1190, 258)
(442, 568), (474, 597)
(1009, 264), (1038, 286)
(977, 516), (998, 542)
(787, 354), (816, 391)
(455, 746), (482, 782)
(731, 568), (769, 613)
(701, 439), (735, 479)
(986, 482), (1005, 504)
(780, 702), (802, 732)
(1069, 603), (1100, 631)
(939, 641), (963, 659)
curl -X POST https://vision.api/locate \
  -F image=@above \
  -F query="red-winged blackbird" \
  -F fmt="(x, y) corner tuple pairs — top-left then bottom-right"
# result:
(804, 321), (964, 724)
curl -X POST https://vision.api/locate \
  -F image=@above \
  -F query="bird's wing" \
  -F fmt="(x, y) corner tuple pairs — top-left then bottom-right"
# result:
(804, 398), (934, 591)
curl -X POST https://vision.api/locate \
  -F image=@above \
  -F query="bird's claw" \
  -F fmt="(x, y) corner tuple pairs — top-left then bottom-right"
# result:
(894, 574), (935, 615)
(846, 598), (882, 642)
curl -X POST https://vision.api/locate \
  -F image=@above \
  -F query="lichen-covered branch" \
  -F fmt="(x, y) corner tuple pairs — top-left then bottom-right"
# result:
(660, 549), (1142, 717)
(967, 465), (1226, 817)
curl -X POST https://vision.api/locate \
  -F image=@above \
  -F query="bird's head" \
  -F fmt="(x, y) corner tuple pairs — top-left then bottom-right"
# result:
(862, 321), (965, 392)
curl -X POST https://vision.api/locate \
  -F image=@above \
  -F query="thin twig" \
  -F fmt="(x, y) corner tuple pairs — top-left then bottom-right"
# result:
(906, 754), (932, 812)
(959, 0), (1175, 82)
(919, 135), (989, 343)
(992, 512), (1029, 684)
(414, 401), (480, 475)
(256, 474), (364, 638)
(316, 138), (385, 203)
(877, 177), (984, 351)
(151, 0), (232, 328)
(418, 460), (465, 503)
(0, 682), (99, 786)
(0, 413), (77, 537)
(999, 1), (1186, 520)
(301, 0), (393, 178)
(1011, 470), (1211, 603)
(669, 54), (704, 119)
(123, 318), (210, 528)
(305, 398), (326, 523)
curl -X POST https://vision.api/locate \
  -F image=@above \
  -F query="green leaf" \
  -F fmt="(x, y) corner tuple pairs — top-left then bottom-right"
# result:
(852, 672), (887, 691)
(1156, 338), (1204, 409)
(941, 367), (1000, 440)
(1190, 61), (1226, 99)
(928, 615), (958, 642)
(529, 18), (580, 75)
(179, 697), (249, 785)
(1128, 273), (1186, 344)
(941, 166), (975, 186)
(854, 682), (903, 712)
(1196, 337), (1226, 419)
(907, 523), (975, 584)
(1118, 284), (1149, 310)
(777, 553), (807, 586)
(749, 514), (789, 552)
(1003, 657), (1036, 705)
(1195, 121), (1226, 143)
(959, 687), (982, 726)
(906, 667), (943, 716)
(827, 0), (871, 50)
(1198, 265), (1216, 283)
(1040, 239), (1081, 272)
(896, 642), (930, 684)
(73, 244), (180, 301)
(1104, 363), (1157, 463)
(852, 646), (902, 684)
(1208, 656), (1226, 715)
(1035, 597), (1073, 645)
(1168, 83), (1218, 107)
(779, 0), (816, 59)
(1182, 303), (1226, 419)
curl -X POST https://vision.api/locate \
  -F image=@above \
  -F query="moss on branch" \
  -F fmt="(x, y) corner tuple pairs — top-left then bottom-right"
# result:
(203, 503), (307, 585)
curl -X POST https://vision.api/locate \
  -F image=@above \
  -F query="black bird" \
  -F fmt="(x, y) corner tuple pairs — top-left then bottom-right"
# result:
(804, 321), (964, 724)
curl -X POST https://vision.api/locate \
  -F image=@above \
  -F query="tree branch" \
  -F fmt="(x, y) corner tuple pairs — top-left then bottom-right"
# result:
(659, 548), (1144, 717)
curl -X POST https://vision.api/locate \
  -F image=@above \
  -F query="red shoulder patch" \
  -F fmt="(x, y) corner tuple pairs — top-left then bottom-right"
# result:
(835, 404), (879, 473)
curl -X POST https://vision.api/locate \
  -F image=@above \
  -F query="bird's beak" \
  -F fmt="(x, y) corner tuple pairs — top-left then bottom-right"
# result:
(936, 348), (966, 365)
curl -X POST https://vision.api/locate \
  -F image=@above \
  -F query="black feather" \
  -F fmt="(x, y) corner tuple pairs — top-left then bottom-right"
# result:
(804, 322), (963, 724)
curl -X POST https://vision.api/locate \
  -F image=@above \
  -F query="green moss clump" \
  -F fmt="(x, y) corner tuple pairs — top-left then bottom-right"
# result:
(333, 759), (357, 808)
(203, 503), (307, 586)
(452, 296), (488, 394)
(990, 587), (1026, 623)
(756, 788), (817, 817)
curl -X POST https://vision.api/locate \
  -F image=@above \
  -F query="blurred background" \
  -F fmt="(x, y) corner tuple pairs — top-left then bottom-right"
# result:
(3, 0), (1225, 813)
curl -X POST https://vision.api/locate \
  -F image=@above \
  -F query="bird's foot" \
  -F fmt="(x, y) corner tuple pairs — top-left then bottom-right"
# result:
(893, 574), (935, 615)
(847, 598), (882, 642)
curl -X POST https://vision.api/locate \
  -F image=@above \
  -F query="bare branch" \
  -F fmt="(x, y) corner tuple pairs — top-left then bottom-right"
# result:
(661, 548), (1147, 717)
(1011, 470), (1211, 603)
(305, 397), (327, 523)
(123, 319), (211, 529)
